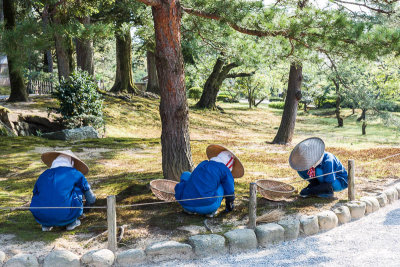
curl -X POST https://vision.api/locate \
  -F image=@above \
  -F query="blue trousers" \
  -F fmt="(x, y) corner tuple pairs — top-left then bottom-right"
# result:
(178, 172), (223, 215)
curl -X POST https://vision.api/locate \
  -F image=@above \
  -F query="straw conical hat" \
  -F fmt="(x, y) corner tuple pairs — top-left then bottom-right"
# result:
(206, 144), (244, 178)
(41, 150), (89, 175)
(289, 137), (325, 171)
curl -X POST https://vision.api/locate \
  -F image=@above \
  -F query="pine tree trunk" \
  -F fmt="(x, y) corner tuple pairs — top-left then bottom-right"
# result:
(357, 109), (366, 122)
(110, 28), (137, 94)
(42, 9), (53, 73)
(272, 62), (303, 144)
(53, 16), (72, 80)
(333, 80), (343, 127)
(196, 58), (237, 109)
(76, 17), (94, 75)
(146, 50), (159, 94)
(362, 121), (367, 135)
(3, 0), (28, 102)
(152, 0), (194, 180)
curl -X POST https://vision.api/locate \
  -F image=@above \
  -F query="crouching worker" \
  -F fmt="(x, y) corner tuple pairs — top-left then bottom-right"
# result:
(289, 137), (348, 198)
(30, 150), (96, 231)
(175, 145), (244, 217)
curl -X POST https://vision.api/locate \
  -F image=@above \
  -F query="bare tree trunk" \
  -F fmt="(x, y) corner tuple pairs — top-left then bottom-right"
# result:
(110, 28), (138, 94)
(333, 79), (343, 127)
(146, 50), (159, 94)
(76, 16), (94, 75)
(3, 0), (28, 102)
(272, 62), (303, 144)
(42, 8), (53, 73)
(152, 0), (194, 180)
(362, 121), (367, 135)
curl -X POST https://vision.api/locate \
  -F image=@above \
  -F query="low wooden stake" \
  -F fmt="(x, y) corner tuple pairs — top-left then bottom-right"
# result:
(248, 183), (257, 229)
(107, 195), (117, 252)
(348, 160), (355, 201)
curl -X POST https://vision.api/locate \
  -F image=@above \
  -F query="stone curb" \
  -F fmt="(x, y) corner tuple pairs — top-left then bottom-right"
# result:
(2, 187), (400, 266)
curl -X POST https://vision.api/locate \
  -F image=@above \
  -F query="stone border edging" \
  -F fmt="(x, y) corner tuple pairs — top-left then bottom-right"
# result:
(2, 184), (400, 267)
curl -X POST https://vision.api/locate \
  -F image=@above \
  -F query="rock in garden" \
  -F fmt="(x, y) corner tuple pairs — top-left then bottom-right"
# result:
(376, 193), (388, 207)
(145, 241), (193, 262)
(384, 188), (397, 204)
(317, 210), (338, 230)
(254, 223), (285, 247)
(42, 126), (99, 141)
(345, 201), (366, 219)
(277, 218), (300, 241)
(333, 206), (351, 224)
(4, 253), (39, 267)
(116, 249), (146, 267)
(224, 229), (257, 254)
(43, 250), (80, 267)
(299, 215), (319, 236)
(0, 250), (5, 264)
(81, 249), (115, 267)
(188, 234), (227, 257)
(359, 199), (372, 214)
(360, 196), (380, 212)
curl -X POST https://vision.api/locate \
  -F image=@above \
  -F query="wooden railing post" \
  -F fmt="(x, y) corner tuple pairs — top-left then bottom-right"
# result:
(348, 160), (355, 201)
(248, 183), (257, 229)
(107, 195), (117, 252)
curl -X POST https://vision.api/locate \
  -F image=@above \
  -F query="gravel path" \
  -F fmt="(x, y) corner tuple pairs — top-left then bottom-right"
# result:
(154, 200), (400, 267)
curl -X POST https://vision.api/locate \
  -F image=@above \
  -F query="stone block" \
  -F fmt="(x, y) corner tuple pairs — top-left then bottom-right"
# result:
(43, 250), (80, 267)
(81, 249), (115, 267)
(0, 251), (5, 264)
(376, 193), (388, 207)
(188, 234), (227, 257)
(145, 241), (193, 263)
(4, 253), (39, 267)
(42, 126), (99, 141)
(345, 201), (366, 219)
(359, 199), (372, 214)
(277, 218), (300, 241)
(299, 215), (319, 236)
(254, 223), (284, 247)
(333, 206), (351, 224)
(384, 188), (397, 204)
(317, 210), (338, 230)
(224, 229), (257, 254)
(116, 249), (146, 267)
(360, 196), (380, 212)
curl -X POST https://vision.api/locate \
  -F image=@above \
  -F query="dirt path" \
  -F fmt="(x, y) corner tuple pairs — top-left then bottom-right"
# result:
(155, 200), (400, 267)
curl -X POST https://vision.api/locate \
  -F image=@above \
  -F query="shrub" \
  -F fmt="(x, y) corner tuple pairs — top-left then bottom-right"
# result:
(320, 99), (336, 109)
(268, 101), (285, 109)
(51, 70), (104, 131)
(269, 97), (283, 102)
(188, 87), (202, 100)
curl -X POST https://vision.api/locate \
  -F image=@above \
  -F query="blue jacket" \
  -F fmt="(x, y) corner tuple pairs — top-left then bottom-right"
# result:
(174, 160), (234, 207)
(30, 167), (91, 226)
(298, 152), (348, 191)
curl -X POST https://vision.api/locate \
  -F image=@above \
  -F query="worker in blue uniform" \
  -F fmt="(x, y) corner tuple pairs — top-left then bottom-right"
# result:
(175, 145), (244, 217)
(30, 150), (96, 231)
(289, 137), (348, 198)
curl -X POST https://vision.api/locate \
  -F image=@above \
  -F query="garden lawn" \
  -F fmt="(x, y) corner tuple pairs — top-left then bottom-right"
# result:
(0, 95), (400, 249)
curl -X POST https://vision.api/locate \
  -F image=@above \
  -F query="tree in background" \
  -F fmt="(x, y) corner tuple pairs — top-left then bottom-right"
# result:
(233, 73), (270, 109)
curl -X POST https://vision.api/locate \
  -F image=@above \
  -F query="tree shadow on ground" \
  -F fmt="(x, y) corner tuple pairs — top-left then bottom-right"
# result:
(383, 208), (400, 225)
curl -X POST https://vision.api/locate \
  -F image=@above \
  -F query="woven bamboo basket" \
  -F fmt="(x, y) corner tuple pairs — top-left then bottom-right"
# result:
(150, 179), (178, 202)
(255, 179), (295, 201)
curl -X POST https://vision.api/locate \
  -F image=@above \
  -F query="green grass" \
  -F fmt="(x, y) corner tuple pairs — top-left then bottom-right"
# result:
(0, 86), (10, 95)
(1, 95), (400, 243)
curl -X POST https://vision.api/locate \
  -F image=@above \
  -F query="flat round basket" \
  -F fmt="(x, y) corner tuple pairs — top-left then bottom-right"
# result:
(150, 179), (178, 202)
(255, 179), (295, 201)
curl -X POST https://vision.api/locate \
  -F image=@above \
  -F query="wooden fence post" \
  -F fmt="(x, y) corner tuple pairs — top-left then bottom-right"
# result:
(248, 183), (257, 229)
(107, 195), (117, 252)
(348, 160), (355, 201)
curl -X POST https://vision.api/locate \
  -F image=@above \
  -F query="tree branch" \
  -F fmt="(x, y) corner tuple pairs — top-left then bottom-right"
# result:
(332, 0), (395, 14)
(226, 71), (255, 78)
(181, 6), (289, 38)
(135, 0), (161, 7)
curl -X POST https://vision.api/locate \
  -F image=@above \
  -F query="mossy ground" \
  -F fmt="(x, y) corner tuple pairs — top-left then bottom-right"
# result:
(1, 95), (400, 246)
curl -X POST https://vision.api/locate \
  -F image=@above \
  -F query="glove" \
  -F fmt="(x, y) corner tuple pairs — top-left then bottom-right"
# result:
(84, 189), (96, 212)
(225, 196), (235, 212)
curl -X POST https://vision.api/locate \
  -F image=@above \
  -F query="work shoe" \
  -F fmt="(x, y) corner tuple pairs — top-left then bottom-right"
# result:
(183, 209), (196, 215)
(41, 226), (53, 232)
(300, 182), (334, 198)
(205, 211), (218, 218)
(66, 219), (81, 231)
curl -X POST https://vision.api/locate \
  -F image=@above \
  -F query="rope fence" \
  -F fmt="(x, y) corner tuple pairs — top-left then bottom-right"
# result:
(1, 151), (400, 250)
